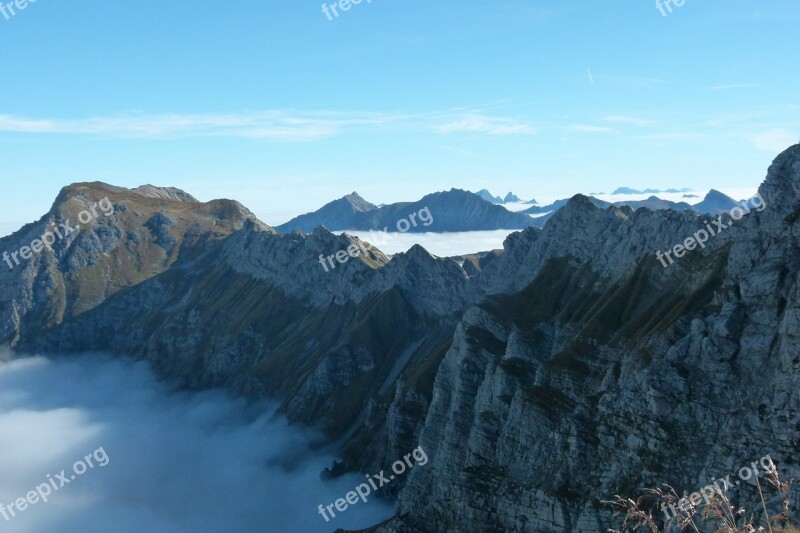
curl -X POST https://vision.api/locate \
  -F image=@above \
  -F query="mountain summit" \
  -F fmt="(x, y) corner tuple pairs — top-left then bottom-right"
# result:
(692, 188), (739, 214)
(274, 192), (378, 233)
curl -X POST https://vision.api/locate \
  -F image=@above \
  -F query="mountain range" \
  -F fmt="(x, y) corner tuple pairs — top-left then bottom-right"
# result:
(1, 145), (798, 531)
(275, 189), (537, 233)
(521, 188), (741, 223)
(609, 186), (693, 195)
(276, 188), (744, 235)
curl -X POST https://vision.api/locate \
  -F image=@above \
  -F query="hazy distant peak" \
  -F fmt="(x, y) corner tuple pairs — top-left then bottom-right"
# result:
(611, 186), (692, 195)
(474, 189), (529, 204)
(342, 192), (377, 212)
(704, 188), (729, 199)
(611, 186), (641, 195)
(274, 193), (377, 233)
(692, 188), (738, 215)
(475, 189), (503, 203)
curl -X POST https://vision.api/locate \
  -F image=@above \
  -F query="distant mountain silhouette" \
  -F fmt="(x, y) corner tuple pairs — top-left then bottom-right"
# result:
(276, 189), (536, 233)
(612, 186), (692, 195)
(692, 189), (739, 214)
(273, 192), (377, 233)
(474, 189), (532, 204)
(613, 195), (695, 211)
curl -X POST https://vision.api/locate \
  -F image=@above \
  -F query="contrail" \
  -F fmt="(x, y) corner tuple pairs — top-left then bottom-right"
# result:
(588, 68), (594, 85)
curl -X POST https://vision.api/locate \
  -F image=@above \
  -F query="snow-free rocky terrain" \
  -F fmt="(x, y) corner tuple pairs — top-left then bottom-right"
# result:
(1, 146), (799, 532)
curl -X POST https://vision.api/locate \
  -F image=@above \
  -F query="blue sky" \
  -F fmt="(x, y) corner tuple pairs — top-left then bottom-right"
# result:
(0, 0), (798, 234)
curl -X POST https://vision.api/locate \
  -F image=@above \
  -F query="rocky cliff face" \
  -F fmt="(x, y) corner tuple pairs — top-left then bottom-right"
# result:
(379, 145), (800, 531)
(1, 147), (799, 532)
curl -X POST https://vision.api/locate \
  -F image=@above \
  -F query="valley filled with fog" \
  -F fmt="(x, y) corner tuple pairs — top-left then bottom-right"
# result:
(0, 352), (391, 533)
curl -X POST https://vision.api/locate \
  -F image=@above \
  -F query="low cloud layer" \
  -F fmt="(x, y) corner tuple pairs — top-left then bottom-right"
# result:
(339, 229), (517, 257)
(0, 352), (392, 532)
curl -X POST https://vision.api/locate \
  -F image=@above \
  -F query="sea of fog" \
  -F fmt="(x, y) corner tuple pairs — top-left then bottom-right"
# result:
(0, 352), (392, 533)
(338, 229), (517, 256)
(335, 188), (761, 258)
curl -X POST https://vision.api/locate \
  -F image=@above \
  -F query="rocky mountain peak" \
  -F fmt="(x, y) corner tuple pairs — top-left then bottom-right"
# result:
(342, 192), (378, 212)
(340, 191), (378, 213)
(399, 243), (436, 262)
(555, 193), (602, 216)
(131, 184), (199, 202)
(758, 143), (800, 223)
